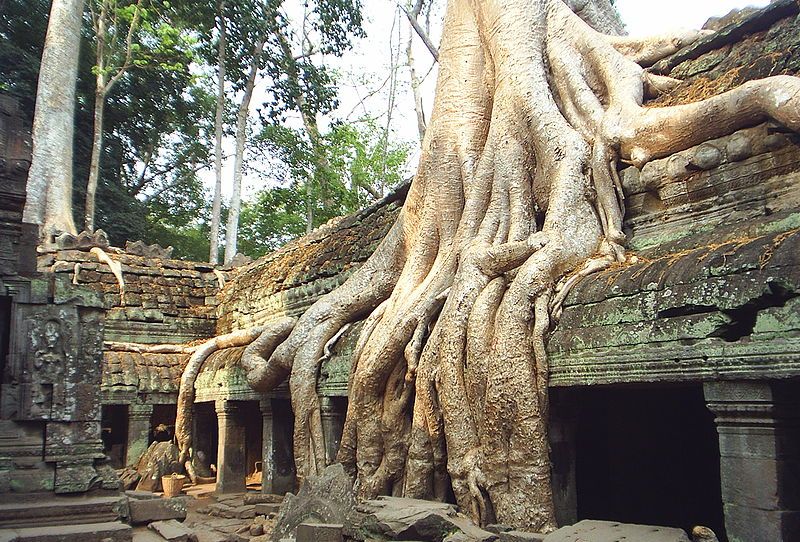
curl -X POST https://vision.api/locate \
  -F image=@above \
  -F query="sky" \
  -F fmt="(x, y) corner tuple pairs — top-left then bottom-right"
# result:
(209, 0), (772, 202)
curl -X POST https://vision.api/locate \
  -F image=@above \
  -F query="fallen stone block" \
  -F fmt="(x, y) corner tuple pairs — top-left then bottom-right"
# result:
(499, 531), (545, 542)
(355, 497), (496, 542)
(272, 464), (356, 541)
(128, 496), (189, 525)
(543, 520), (691, 542)
(296, 523), (344, 542)
(149, 519), (196, 542)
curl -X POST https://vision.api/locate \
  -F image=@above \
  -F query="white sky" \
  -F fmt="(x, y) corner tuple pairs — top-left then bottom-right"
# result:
(207, 0), (772, 203)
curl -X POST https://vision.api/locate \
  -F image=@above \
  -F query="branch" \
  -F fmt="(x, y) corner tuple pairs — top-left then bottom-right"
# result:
(401, 4), (438, 62)
(142, 161), (215, 203)
(106, 0), (145, 94)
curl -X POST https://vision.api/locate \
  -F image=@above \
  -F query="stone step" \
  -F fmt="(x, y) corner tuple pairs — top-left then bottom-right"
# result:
(0, 521), (132, 542)
(0, 495), (124, 528)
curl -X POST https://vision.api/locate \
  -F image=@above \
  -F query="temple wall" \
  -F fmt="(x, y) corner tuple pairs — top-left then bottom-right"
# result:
(39, 248), (226, 345)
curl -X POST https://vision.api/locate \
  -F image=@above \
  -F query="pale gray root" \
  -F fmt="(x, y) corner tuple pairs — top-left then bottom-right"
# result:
(206, 0), (800, 533)
(24, 0), (83, 237)
(174, 319), (294, 463)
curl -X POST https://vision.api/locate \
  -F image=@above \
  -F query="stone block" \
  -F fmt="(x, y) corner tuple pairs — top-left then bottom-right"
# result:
(724, 504), (800, 542)
(0, 521), (132, 541)
(254, 503), (281, 516)
(296, 523), (343, 542)
(498, 531), (545, 542)
(128, 496), (188, 525)
(543, 520), (691, 542)
(720, 456), (800, 510)
(149, 519), (196, 542)
(125, 490), (159, 500)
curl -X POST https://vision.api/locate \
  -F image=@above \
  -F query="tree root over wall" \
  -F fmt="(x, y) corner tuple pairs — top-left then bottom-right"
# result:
(175, 0), (800, 532)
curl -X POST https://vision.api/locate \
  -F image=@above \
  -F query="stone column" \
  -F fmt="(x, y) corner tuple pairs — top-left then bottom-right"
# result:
(320, 396), (345, 465)
(260, 399), (274, 494)
(704, 381), (800, 542)
(126, 403), (153, 466)
(549, 392), (578, 527)
(216, 400), (246, 493)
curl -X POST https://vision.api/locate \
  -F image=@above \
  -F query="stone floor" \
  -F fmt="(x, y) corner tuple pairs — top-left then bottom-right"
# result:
(132, 486), (279, 542)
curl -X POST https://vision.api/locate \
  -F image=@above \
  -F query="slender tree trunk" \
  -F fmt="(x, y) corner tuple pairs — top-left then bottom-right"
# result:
(406, 32), (427, 143)
(85, 87), (106, 232)
(24, 0), (84, 237)
(224, 39), (264, 264)
(209, 0), (226, 264)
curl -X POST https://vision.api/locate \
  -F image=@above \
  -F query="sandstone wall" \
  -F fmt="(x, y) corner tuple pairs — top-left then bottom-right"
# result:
(40, 249), (228, 345)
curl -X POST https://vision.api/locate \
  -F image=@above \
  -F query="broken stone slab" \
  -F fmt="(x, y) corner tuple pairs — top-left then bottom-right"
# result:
(354, 497), (497, 542)
(128, 496), (189, 525)
(236, 505), (256, 519)
(149, 519), (197, 542)
(254, 503), (281, 516)
(498, 531), (545, 542)
(542, 521), (691, 542)
(272, 464), (356, 541)
(295, 523), (343, 542)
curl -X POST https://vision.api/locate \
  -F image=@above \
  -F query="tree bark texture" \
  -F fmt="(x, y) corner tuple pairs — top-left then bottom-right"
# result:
(24, 0), (84, 237)
(177, 0), (800, 532)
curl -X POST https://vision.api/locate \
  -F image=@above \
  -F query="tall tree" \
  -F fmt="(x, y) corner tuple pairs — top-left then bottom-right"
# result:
(221, 0), (365, 262)
(84, 0), (194, 232)
(208, 0), (227, 264)
(23, 0), (84, 237)
(193, 0), (798, 533)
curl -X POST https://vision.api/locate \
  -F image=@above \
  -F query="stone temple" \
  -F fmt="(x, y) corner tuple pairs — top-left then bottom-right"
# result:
(1, 2), (800, 541)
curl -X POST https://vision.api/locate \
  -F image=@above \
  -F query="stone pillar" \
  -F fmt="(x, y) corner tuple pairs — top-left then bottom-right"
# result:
(320, 397), (345, 465)
(260, 400), (274, 494)
(549, 392), (578, 527)
(126, 403), (153, 466)
(704, 381), (800, 542)
(216, 400), (246, 493)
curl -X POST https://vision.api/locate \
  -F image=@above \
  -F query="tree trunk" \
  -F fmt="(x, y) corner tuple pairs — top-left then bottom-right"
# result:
(179, 0), (800, 532)
(85, 87), (106, 232)
(209, 0), (226, 265)
(24, 0), (84, 237)
(223, 39), (264, 264)
(406, 31), (427, 143)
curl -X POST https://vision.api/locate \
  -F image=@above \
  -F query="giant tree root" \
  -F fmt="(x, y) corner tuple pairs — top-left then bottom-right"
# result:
(176, 0), (800, 532)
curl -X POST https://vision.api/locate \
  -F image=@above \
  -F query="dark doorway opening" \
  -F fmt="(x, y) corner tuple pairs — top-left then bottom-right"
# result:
(574, 384), (725, 540)
(101, 404), (129, 468)
(240, 401), (263, 487)
(272, 398), (296, 494)
(194, 401), (218, 469)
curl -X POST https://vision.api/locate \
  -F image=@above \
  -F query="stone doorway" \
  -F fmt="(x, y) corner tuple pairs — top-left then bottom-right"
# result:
(101, 404), (129, 468)
(571, 384), (726, 539)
